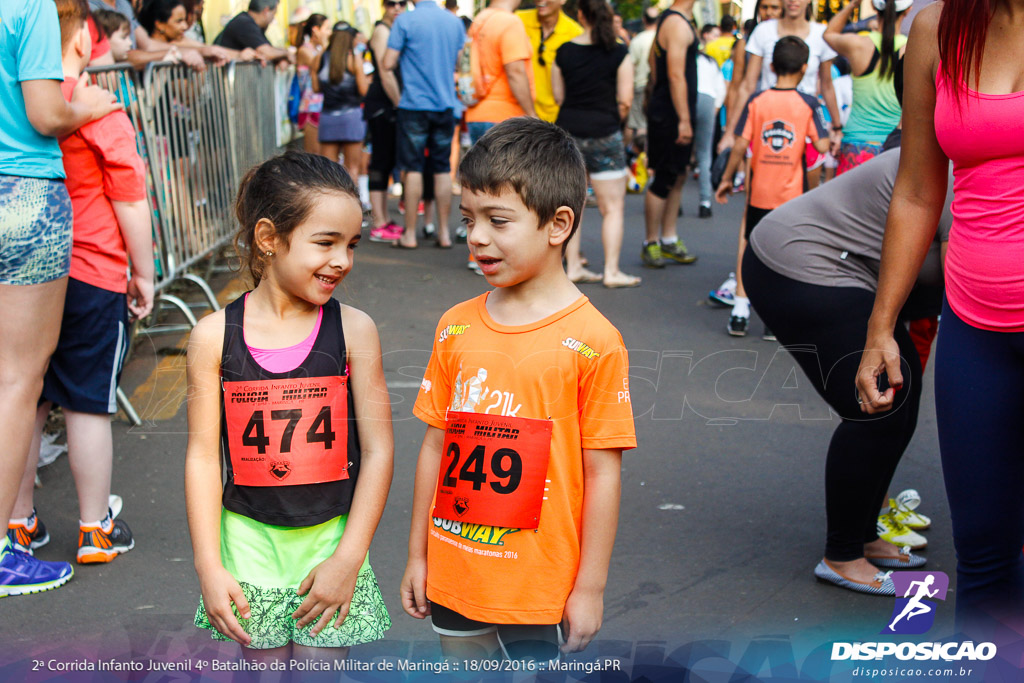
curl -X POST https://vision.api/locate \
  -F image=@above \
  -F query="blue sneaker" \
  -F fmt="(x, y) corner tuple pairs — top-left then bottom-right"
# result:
(0, 545), (73, 597)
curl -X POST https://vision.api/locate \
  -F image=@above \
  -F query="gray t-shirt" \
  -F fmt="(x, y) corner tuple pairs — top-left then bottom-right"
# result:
(749, 148), (953, 296)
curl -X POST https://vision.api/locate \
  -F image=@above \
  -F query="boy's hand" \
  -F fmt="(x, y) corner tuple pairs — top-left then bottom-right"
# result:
(715, 180), (731, 204)
(400, 557), (431, 619)
(830, 128), (844, 157)
(559, 585), (603, 653)
(293, 555), (360, 636)
(127, 275), (154, 320)
(71, 77), (122, 124)
(199, 565), (251, 646)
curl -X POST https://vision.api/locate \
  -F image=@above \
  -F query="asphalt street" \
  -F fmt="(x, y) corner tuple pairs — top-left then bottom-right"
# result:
(0, 180), (958, 680)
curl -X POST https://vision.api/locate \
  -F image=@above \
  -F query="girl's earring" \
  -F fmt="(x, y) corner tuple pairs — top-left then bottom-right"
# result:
(266, 251), (273, 256)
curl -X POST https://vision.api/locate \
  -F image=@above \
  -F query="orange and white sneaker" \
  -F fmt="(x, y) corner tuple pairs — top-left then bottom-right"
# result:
(77, 516), (134, 564)
(7, 509), (49, 554)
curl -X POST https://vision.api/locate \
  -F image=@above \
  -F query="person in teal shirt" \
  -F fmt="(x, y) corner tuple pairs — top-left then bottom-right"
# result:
(0, 0), (121, 598)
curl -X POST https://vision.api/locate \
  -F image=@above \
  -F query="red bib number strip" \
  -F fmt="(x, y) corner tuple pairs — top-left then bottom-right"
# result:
(433, 411), (552, 529)
(223, 377), (349, 487)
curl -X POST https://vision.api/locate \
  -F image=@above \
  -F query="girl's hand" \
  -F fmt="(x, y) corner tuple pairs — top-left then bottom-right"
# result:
(199, 565), (251, 645)
(400, 557), (430, 618)
(715, 181), (731, 205)
(855, 332), (903, 414)
(293, 555), (360, 636)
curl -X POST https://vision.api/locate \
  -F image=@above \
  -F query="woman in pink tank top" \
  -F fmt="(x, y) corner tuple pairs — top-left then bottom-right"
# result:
(855, 0), (1024, 641)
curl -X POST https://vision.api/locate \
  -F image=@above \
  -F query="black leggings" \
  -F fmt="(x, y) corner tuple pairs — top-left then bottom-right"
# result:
(744, 249), (923, 561)
(367, 112), (397, 192)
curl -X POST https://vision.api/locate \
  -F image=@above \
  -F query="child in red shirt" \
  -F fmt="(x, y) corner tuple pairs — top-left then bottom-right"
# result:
(7, 0), (154, 566)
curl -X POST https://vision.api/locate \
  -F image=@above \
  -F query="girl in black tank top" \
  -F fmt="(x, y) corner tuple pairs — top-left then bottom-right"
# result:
(186, 152), (393, 655)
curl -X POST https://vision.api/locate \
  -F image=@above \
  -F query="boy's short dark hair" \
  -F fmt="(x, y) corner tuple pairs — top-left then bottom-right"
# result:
(459, 118), (587, 239)
(55, 0), (90, 51)
(720, 14), (736, 33)
(93, 8), (130, 39)
(772, 36), (810, 76)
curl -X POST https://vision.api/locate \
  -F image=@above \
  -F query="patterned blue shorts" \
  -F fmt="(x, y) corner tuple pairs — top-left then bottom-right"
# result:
(0, 176), (73, 285)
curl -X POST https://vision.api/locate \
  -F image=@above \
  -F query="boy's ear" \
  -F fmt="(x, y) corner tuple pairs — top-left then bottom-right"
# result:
(547, 205), (575, 248)
(799, 63), (809, 77)
(76, 22), (92, 61)
(254, 218), (281, 255)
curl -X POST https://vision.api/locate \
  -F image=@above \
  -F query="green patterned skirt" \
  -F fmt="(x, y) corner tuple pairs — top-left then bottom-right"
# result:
(194, 509), (390, 649)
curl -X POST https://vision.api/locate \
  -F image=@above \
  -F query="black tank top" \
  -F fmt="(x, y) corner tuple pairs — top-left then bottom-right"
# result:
(648, 8), (698, 126)
(365, 20), (400, 119)
(219, 295), (361, 527)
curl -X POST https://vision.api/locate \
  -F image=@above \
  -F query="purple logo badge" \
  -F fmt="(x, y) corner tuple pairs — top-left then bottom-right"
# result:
(882, 571), (949, 635)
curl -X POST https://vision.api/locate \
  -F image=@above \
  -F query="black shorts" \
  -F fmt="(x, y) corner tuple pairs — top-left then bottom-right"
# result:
(745, 204), (772, 240)
(647, 119), (693, 176)
(396, 108), (455, 174)
(430, 603), (560, 661)
(42, 278), (129, 414)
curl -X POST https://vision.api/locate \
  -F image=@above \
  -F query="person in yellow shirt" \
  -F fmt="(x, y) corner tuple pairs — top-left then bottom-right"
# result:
(516, 0), (581, 122)
(703, 14), (738, 67)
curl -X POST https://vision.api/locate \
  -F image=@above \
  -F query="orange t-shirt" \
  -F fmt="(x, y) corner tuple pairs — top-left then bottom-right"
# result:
(413, 294), (636, 624)
(465, 8), (534, 124)
(736, 87), (828, 210)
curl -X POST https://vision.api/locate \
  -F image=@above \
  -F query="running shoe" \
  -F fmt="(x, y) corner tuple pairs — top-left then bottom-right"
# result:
(77, 517), (134, 564)
(887, 489), (931, 530)
(728, 315), (749, 337)
(762, 327), (777, 342)
(708, 273), (736, 307)
(369, 223), (403, 242)
(0, 545), (73, 597)
(423, 223), (436, 239)
(876, 511), (927, 550)
(467, 257), (482, 275)
(660, 240), (698, 265)
(867, 546), (927, 569)
(814, 560), (895, 596)
(7, 509), (49, 554)
(641, 242), (665, 268)
(698, 204), (712, 218)
(455, 225), (468, 243)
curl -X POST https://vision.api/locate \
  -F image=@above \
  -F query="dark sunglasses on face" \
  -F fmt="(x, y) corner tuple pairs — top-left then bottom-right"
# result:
(386, 1), (406, 7)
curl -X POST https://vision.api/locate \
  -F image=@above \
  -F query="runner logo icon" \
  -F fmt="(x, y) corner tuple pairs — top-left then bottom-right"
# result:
(883, 571), (949, 635)
(761, 120), (795, 152)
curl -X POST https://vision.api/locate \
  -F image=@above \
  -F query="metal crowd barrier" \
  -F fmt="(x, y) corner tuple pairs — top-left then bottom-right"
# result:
(83, 61), (297, 424)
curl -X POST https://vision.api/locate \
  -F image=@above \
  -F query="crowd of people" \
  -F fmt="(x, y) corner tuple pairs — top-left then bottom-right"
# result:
(1, 0), (1022, 669)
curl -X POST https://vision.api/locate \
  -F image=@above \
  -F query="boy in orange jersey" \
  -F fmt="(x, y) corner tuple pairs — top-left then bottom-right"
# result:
(715, 36), (830, 338)
(402, 117), (636, 661)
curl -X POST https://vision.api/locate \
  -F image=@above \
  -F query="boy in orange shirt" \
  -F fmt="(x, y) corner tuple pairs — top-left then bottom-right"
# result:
(402, 118), (636, 660)
(715, 36), (830, 337)
(7, 0), (153, 565)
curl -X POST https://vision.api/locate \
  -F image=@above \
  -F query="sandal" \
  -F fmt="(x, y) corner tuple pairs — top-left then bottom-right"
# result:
(814, 560), (895, 596)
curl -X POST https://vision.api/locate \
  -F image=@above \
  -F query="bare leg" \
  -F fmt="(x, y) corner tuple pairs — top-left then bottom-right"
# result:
(806, 164), (822, 190)
(11, 402), (50, 520)
(401, 172), (423, 247)
(591, 176), (638, 286)
(0, 278), (67, 534)
(65, 410), (114, 524)
(734, 205), (749, 299)
(303, 124), (320, 155)
(643, 183), (666, 243)
(433, 172), (453, 247)
(440, 633), (502, 660)
(341, 141), (363, 185)
(369, 190), (389, 229)
(319, 141), (341, 164)
(660, 176), (685, 241)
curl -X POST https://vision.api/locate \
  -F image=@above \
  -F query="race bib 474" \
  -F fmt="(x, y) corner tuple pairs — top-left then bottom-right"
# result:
(223, 376), (349, 487)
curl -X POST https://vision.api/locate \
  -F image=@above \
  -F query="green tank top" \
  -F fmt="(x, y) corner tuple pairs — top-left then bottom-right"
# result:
(843, 32), (907, 144)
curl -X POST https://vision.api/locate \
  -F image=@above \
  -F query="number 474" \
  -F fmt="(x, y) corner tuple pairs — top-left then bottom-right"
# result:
(241, 407), (336, 454)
